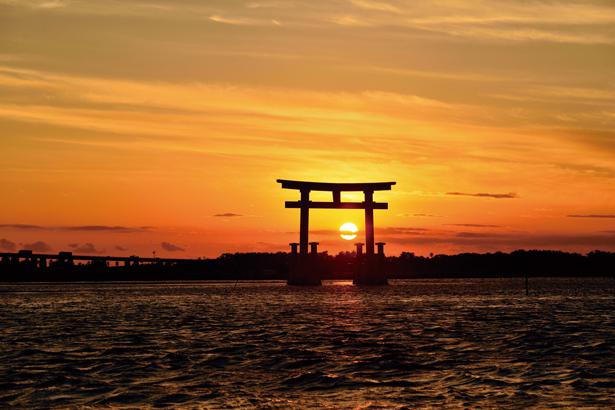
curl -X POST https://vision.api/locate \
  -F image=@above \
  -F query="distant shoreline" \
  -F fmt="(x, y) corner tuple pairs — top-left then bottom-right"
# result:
(1, 275), (614, 284)
(1, 249), (614, 282)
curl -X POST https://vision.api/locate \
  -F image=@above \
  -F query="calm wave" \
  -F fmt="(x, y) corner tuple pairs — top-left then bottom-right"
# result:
(1, 278), (614, 408)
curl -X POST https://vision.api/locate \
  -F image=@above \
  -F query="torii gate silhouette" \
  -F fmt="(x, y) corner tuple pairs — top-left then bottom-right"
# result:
(278, 179), (396, 285)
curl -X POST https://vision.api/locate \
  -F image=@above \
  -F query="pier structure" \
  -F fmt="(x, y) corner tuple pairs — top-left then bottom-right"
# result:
(278, 179), (395, 285)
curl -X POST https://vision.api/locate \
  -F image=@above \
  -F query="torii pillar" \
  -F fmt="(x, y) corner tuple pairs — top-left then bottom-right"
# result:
(278, 179), (395, 286)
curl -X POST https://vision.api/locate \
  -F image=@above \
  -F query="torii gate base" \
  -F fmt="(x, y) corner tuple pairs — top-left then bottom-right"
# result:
(353, 261), (388, 286)
(353, 242), (388, 286)
(288, 255), (323, 286)
(279, 179), (395, 286)
(287, 243), (388, 286)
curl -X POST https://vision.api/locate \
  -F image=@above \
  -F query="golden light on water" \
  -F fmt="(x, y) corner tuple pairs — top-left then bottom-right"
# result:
(339, 222), (358, 241)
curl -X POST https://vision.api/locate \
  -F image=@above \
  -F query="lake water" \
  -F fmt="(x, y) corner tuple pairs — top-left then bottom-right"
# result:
(1, 278), (614, 408)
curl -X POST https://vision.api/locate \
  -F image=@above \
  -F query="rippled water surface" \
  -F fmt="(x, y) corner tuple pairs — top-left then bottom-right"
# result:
(1, 278), (615, 408)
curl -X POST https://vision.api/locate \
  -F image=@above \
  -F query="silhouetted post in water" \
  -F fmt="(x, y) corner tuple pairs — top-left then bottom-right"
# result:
(355, 242), (364, 256)
(278, 179), (395, 286)
(525, 272), (529, 296)
(354, 240), (388, 286)
(354, 242), (365, 284)
(308, 242), (319, 277)
(309, 242), (319, 254)
(289, 243), (299, 255)
(289, 243), (299, 281)
(375, 242), (388, 285)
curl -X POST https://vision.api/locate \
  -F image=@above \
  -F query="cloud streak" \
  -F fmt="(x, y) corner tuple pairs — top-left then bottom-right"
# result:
(69, 242), (104, 254)
(22, 241), (52, 252)
(446, 223), (502, 228)
(0, 224), (152, 232)
(61, 225), (152, 233)
(0, 224), (43, 230)
(0, 238), (16, 251)
(568, 214), (615, 219)
(446, 192), (518, 199)
(161, 242), (185, 252)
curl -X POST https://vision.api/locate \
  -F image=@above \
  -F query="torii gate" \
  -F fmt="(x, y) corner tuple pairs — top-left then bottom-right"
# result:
(277, 179), (396, 285)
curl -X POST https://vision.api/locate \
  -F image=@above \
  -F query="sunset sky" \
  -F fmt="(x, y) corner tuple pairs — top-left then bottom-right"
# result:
(1, 0), (614, 257)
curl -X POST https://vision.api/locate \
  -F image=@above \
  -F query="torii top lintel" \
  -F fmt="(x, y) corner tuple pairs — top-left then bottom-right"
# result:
(277, 179), (396, 192)
(277, 179), (396, 210)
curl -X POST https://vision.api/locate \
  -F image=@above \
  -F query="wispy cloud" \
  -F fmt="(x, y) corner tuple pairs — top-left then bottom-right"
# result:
(0, 224), (43, 230)
(446, 223), (502, 228)
(70, 242), (105, 254)
(568, 214), (615, 219)
(37, 0), (67, 9)
(0, 224), (152, 232)
(209, 14), (280, 26)
(446, 192), (518, 199)
(378, 227), (433, 235)
(3, 0), (615, 44)
(0, 238), (16, 251)
(161, 241), (185, 252)
(455, 231), (499, 238)
(22, 241), (52, 252)
(61, 225), (152, 233)
(350, 0), (400, 14)
(213, 213), (243, 217)
(5, 0), (69, 10)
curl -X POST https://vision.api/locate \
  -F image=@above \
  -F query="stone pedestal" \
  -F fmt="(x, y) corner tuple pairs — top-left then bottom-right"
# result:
(287, 243), (321, 286)
(353, 242), (388, 285)
(353, 255), (388, 285)
(288, 253), (321, 286)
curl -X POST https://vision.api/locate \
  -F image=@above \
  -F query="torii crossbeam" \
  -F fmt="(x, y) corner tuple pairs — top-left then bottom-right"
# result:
(278, 179), (396, 285)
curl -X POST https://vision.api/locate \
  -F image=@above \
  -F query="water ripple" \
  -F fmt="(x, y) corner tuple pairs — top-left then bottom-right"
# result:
(1, 278), (614, 408)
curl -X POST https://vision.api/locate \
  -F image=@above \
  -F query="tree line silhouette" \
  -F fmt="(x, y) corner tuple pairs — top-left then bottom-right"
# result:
(1, 249), (613, 282)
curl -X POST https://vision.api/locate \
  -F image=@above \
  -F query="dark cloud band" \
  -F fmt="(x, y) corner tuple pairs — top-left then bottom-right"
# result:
(0, 224), (152, 232)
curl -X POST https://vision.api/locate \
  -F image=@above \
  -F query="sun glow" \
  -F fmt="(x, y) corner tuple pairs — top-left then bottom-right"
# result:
(339, 222), (358, 241)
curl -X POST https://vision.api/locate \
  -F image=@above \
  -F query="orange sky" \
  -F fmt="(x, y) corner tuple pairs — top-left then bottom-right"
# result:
(1, 0), (614, 257)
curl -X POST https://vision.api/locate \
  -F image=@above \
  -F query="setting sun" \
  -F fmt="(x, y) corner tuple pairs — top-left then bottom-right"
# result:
(339, 222), (358, 241)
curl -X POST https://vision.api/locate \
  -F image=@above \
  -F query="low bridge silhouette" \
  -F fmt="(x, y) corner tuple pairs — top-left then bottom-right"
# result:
(0, 250), (192, 268)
